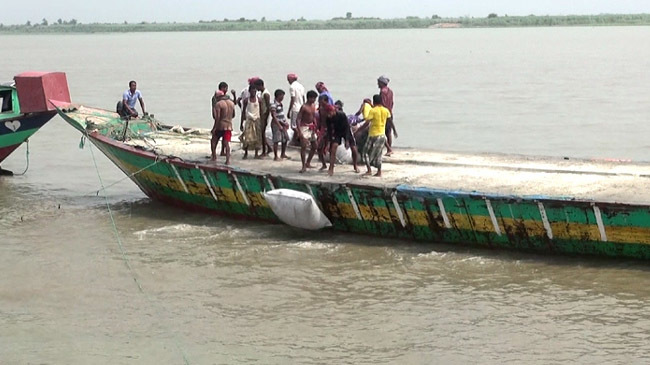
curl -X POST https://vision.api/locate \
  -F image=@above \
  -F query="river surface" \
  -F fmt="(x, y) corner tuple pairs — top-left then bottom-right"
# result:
(2, 28), (650, 364)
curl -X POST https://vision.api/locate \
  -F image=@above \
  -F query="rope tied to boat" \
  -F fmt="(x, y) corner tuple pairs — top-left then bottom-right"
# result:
(13, 139), (30, 176)
(84, 130), (191, 365)
(85, 156), (160, 196)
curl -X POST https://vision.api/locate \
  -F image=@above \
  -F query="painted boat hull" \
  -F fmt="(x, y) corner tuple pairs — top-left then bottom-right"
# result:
(56, 106), (650, 260)
(0, 112), (56, 164)
(88, 131), (650, 260)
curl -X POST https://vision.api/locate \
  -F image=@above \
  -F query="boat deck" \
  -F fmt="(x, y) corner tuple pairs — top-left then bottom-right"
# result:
(124, 125), (650, 205)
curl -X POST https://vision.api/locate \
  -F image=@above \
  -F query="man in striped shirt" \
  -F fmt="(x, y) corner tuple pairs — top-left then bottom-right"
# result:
(270, 89), (290, 161)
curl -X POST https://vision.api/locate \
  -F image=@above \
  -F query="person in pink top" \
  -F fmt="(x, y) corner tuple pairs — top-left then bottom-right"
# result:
(378, 75), (397, 156)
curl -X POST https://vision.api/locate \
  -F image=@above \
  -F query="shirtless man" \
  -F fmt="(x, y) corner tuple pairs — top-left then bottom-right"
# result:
(254, 78), (273, 157)
(213, 81), (231, 156)
(315, 94), (330, 171)
(211, 91), (236, 165)
(297, 90), (319, 173)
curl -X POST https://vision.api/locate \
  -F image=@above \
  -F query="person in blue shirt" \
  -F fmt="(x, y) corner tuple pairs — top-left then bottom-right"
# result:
(118, 80), (146, 118)
(315, 81), (334, 105)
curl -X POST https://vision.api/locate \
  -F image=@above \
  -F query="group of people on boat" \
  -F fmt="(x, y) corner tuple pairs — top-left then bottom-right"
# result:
(118, 74), (396, 177)
(211, 74), (396, 177)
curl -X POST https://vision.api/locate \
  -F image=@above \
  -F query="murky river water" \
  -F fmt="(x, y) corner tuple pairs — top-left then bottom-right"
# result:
(2, 27), (650, 364)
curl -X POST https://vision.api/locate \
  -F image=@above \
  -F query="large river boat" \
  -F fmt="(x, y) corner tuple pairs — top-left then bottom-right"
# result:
(55, 103), (650, 260)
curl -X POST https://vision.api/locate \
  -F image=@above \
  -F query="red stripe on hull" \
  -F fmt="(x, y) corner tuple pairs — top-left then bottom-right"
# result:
(0, 112), (56, 164)
(0, 144), (21, 164)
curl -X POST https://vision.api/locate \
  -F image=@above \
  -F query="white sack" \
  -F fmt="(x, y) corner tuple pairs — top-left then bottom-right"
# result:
(264, 189), (332, 230)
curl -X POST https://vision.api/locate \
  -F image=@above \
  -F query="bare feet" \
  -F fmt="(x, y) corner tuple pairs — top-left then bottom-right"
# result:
(281, 155), (290, 160)
(363, 171), (372, 176)
(299, 168), (306, 173)
(319, 165), (327, 171)
(353, 168), (360, 173)
(305, 163), (315, 169)
(327, 169), (334, 176)
(242, 155), (248, 160)
(374, 172), (382, 177)
(274, 156), (280, 161)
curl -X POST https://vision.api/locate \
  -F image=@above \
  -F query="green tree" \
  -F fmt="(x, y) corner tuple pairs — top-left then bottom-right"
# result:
(488, 13), (498, 18)
(346, 12), (352, 19)
(41, 18), (48, 26)
(261, 17), (266, 22)
(57, 18), (62, 24)
(69, 18), (78, 25)
(25, 20), (31, 26)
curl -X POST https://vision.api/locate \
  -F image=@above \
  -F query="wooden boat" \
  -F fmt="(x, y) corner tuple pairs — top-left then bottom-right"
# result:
(55, 103), (650, 260)
(0, 72), (70, 175)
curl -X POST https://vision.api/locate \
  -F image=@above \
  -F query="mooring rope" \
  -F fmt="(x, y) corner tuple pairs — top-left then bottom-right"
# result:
(85, 157), (160, 196)
(13, 139), (30, 176)
(84, 133), (190, 365)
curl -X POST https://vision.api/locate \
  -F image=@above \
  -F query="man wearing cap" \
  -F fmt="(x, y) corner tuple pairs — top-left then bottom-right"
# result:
(378, 75), (397, 156)
(211, 90), (236, 165)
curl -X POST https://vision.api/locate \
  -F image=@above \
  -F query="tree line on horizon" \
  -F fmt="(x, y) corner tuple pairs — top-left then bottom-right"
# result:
(1, 13), (649, 33)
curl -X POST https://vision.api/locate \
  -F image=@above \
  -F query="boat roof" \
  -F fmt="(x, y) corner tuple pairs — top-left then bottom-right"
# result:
(69, 105), (650, 205)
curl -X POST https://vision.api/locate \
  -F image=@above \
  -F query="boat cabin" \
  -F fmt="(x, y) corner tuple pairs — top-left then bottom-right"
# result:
(0, 84), (21, 121)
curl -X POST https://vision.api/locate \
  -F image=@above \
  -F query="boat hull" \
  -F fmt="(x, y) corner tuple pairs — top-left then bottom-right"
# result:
(0, 112), (56, 164)
(86, 131), (650, 260)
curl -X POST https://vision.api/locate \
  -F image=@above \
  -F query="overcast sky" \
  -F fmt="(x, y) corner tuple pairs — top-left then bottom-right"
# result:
(2, 0), (649, 25)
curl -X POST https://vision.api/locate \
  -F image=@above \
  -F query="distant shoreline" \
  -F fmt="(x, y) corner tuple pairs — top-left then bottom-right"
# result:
(1, 14), (650, 34)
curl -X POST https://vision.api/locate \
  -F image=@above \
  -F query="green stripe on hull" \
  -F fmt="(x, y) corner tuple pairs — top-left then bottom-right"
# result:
(89, 136), (650, 260)
(0, 128), (40, 149)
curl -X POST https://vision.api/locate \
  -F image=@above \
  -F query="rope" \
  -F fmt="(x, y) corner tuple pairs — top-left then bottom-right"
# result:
(85, 133), (190, 365)
(14, 139), (30, 176)
(85, 157), (160, 196)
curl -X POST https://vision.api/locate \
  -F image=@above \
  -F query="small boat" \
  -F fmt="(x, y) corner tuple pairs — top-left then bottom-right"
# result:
(56, 103), (650, 260)
(0, 72), (70, 175)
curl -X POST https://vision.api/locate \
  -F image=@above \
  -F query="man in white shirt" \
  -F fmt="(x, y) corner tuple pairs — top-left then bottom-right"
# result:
(287, 73), (305, 145)
(118, 80), (146, 118)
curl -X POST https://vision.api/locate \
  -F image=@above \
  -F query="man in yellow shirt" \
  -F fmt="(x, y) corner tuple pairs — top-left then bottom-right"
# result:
(362, 94), (391, 177)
